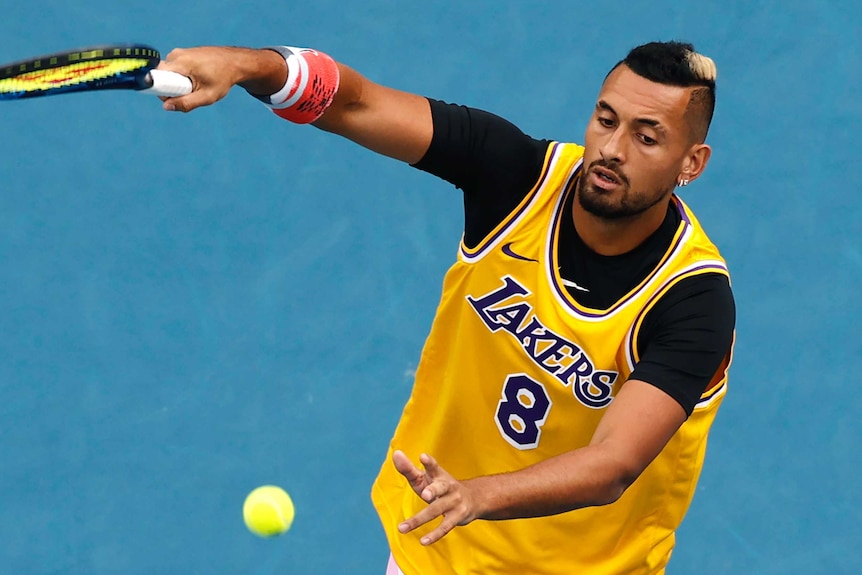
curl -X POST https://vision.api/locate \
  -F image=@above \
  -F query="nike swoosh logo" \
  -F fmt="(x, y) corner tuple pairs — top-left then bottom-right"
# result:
(502, 242), (538, 262)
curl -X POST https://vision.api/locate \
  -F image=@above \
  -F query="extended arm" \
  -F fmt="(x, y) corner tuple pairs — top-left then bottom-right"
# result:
(395, 379), (686, 544)
(396, 276), (735, 544)
(158, 46), (432, 163)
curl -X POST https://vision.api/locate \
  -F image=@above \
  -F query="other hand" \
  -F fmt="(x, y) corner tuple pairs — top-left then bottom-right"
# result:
(392, 450), (482, 545)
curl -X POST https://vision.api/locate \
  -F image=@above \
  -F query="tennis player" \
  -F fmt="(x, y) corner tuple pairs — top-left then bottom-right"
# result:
(159, 40), (736, 575)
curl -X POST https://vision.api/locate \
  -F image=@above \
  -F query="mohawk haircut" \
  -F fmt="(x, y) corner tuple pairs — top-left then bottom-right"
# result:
(610, 41), (717, 143)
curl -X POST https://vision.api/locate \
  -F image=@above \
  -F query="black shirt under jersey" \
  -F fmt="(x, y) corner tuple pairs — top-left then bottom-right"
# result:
(412, 99), (736, 415)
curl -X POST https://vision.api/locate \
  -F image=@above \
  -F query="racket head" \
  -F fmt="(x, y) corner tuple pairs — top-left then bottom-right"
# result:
(0, 44), (161, 100)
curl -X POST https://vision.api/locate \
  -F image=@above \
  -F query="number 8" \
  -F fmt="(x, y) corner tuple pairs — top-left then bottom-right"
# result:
(495, 374), (552, 450)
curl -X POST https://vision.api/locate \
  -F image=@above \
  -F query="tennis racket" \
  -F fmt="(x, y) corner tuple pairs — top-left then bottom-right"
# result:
(0, 44), (192, 101)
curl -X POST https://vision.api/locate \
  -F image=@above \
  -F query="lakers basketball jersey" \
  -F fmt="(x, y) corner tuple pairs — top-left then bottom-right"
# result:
(371, 142), (733, 575)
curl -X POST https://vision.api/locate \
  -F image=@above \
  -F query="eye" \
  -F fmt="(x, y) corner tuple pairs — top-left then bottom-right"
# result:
(597, 116), (615, 128)
(637, 133), (658, 145)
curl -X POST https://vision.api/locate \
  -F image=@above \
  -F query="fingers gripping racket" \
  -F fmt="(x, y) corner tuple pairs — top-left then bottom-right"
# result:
(0, 44), (192, 100)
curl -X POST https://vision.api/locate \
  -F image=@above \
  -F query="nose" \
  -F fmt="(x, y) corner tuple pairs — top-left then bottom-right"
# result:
(599, 126), (627, 164)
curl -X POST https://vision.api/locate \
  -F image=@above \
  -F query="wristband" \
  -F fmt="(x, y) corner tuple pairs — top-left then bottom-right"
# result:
(261, 46), (340, 124)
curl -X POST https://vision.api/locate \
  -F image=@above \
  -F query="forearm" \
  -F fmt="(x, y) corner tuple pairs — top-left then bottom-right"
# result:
(464, 380), (688, 521)
(160, 45), (431, 163)
(232, 49), (366, 114)
(466, 445), (635, 520)
(216, 47), (430, 160)
(313, 63), (432, 163)
(311, 62), (370, 130)
(221, 49), (368, 121)
(243, 49), (432, 162)
(234, 48), (289, 96)
(230, 49), (376, 127)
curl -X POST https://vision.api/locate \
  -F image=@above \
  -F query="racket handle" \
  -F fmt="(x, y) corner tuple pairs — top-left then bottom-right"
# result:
(138, 69), (193, 97)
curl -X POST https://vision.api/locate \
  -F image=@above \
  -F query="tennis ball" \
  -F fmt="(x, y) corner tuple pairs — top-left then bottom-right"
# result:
(243, 485), (295, 537)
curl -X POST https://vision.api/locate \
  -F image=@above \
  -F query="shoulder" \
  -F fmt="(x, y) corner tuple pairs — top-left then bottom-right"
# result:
(415, 98), (552, 168)
(643, 272), (735, 334)
(632, 272), (735, 414)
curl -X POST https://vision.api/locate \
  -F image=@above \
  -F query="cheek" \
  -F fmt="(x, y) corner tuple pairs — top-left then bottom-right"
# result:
(630, 159), (677, 190)
(582, 126), (600, 161)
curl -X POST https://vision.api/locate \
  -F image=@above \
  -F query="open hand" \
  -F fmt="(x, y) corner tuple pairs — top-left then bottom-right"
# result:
(392, 450), (482, 545)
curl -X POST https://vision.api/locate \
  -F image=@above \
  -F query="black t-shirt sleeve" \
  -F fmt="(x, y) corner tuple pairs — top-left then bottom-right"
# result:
(411, 98), (551, 248)
(631, 273), (736, 415)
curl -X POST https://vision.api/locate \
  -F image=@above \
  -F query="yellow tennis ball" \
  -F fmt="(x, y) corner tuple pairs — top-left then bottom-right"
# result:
(243, 485), (295, 537)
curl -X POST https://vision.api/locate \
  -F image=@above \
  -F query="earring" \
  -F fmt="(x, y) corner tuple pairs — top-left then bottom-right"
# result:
(678, 178), (690, 187)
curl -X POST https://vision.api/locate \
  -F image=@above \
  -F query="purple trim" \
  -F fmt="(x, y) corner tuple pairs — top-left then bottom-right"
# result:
(460, 142), (561, 259)
(548, 173), (585, 310)
(697, 381), (727, 405)
(672, 194), (691, 224)
(626, 263), (730, 364)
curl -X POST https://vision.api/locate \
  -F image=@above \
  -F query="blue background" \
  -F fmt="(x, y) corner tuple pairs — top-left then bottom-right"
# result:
(1, 1), (859, 573)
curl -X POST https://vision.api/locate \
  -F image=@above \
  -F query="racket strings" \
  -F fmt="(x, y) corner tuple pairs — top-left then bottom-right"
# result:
(0, 58), (151, 95)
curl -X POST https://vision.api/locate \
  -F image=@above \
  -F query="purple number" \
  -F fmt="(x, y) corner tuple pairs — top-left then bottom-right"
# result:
(495, 374), (551, 449)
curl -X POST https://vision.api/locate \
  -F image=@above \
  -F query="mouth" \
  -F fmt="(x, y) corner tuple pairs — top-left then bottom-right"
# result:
(589, 166), (623, 190)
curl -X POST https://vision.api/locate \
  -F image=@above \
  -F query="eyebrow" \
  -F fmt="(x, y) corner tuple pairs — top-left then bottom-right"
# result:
(597, 100), (664, 130)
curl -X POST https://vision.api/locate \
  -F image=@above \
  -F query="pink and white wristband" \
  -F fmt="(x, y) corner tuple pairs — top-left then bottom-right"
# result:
(260, 46), (340, 124)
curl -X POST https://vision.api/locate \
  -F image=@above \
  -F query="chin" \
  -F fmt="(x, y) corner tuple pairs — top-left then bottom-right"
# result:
(578, 184), (629, 218)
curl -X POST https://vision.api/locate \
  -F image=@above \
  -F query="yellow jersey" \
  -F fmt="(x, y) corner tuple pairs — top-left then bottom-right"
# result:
(371, 142), (733, 575)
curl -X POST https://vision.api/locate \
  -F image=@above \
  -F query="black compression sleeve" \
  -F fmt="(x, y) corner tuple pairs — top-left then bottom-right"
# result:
(411, 99), (550, 248)
(631, 273), (736, 415)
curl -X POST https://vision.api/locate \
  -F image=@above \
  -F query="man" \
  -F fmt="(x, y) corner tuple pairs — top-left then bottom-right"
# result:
(159, 40), (736, 574)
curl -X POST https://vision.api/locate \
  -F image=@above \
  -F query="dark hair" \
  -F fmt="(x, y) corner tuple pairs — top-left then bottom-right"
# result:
(610, 41), (716, 142)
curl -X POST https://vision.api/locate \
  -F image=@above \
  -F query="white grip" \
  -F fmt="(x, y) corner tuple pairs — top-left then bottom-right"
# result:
(139, 69), (193, 97)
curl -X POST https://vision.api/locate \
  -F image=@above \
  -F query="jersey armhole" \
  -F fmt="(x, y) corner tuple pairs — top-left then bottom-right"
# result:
(694, 329), (735, 409)
(459, 141), (561, 263)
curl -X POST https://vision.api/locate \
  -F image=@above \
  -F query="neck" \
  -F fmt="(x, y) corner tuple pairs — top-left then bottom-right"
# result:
(571, 194), (672, 256)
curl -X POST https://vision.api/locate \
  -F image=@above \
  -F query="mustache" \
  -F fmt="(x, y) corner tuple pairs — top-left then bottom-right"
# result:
(588, 159), (629, 186)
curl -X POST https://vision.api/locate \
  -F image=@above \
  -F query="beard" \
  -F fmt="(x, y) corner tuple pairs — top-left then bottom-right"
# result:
(577, 160), (674, 220)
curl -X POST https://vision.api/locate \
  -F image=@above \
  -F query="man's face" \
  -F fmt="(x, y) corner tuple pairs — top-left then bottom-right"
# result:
(579, 65), (695, 220)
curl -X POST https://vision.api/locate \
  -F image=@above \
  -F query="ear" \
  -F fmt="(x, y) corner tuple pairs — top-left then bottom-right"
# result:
(678, 144), (711, 185)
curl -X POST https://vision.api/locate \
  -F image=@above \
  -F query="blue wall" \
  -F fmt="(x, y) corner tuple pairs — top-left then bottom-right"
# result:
(0, 1), (859, 573)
